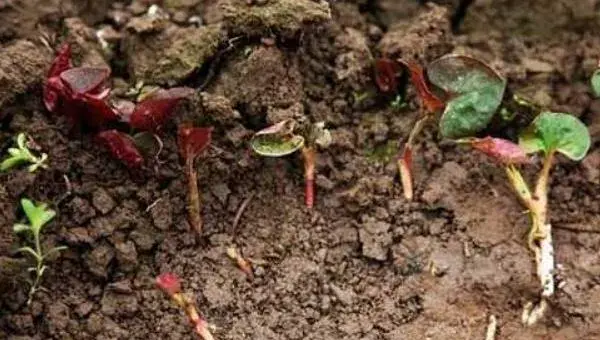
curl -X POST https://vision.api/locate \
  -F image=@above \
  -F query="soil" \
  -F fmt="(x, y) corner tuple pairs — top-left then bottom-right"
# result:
(2, 0), (600, 339)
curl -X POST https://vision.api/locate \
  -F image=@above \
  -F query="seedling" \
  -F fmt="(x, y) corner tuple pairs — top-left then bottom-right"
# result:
(13, 198), (66, 305)
(178, 125), (212, 234)
(97, 130), (145, 169)
(460, 112), (590, 325)
(396, 55), (506, 200)
(1, 133), (48, 172)
(250, 120), (332, 208)
(156, 273), (215, 340)
(44, 44), (116, 129)
(226, 247), (254, 281)
(374, 57), (401, 94)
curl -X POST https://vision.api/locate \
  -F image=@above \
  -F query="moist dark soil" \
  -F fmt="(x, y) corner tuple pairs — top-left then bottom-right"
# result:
(2, 0), (600, 339)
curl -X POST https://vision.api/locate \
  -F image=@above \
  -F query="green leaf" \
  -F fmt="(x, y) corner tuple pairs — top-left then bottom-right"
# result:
(13, 223), (31, 233)
(592, 69), (600, 98)
(518, 112), (591, 161)
(1, 156), (27, 171)
(16, 247), (41, 261)
(427, 55), (506, 139)
(20, 199), (55, 231)
(250, 120), (305, 157)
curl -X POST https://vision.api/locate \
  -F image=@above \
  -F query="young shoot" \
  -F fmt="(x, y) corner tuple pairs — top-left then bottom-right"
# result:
(461, 112), (590, 325)
(1, 133), (48, 172)
(178, 125), (213, 234)
(13, 198), (67, 305)
(250, 119), (332, 208)
(396, 55), (506, 200)
(156, 273), (215, 340)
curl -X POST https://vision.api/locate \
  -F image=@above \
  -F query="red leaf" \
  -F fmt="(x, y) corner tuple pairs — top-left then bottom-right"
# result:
(156, 272), (182, 297)
(79, 94), (119, 128)
(47, 43), (72, 78)
(399, 60), (445, 114)
(44, 44), (73, 112)
(374, 58), (400, 93)
(469, 137), (531, 164)
(130, 87), (194, 132)
(44, 76), (66, 113)
(97, 130), (144, 169)
(60, 67), (110, 97)
(177, 125), (213, 161)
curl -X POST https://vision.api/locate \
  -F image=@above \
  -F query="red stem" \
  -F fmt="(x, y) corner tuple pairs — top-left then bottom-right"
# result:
(302, 147), (316, 208)
(186, 156), (202, 234)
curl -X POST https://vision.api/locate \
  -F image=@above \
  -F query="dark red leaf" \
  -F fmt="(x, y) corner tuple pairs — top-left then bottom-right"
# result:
(374, 58), (400, 93)
(130, 87), (195, 132)
(97, 130), (144, 169)
(78, 94), (119, 128)
(60, 67), (110, 97)
(469, 137), (531, 164)
(44, 44), (73, 112)
(399, 60), (445, 114)
(177, 125), (212, 161)
(44, 76), (66, 113)
(156, 272), (182, 297)
(47, 43), (72, 79)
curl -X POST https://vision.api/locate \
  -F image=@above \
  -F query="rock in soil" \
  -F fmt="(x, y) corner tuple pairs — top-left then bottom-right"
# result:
(0, 40), (51, 109)
(220, 0), (331, 37)
(124, 23), (225, 85)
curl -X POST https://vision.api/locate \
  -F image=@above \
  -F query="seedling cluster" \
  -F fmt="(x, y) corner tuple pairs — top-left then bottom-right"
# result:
(374, 54), (591, 324)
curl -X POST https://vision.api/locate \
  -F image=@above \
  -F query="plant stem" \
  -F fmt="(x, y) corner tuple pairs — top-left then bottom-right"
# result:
(302, 147), (316, 208)
(507, 154), (555, 325)
(398, 116), (428, 201)
(172, 292), (215, 340)
(186, 157), (202, 234)
(27, 231), (43, 306)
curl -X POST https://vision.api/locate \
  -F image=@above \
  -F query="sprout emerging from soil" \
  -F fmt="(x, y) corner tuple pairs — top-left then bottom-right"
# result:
(396, 55), (506, 200)
(13, 198), (67, 305)
(97, 130), (145, 169)
(250, 120), (332, 208)
(591, 63), (600, 98)
(156, 273), (215, 340)
(226, 247), (254, 281)
(374, 58), (401, 94)
(461, 112), (590, 325)
(1, 133), (48, 172)
(178, 125), (213, 234)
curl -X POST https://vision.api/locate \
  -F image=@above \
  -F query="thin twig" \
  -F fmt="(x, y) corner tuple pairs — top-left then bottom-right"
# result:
(232, 193), (255, 232)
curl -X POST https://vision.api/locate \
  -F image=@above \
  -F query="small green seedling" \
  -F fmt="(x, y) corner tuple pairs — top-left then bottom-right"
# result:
(250, 120), (332, 208)
(460, 112), (590, 325)
(1, 133), (48, 172)
(390, 95), (408, 111)
(14, 198), (67, 305)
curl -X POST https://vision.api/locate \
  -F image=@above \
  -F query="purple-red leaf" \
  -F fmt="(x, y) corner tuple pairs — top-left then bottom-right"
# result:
(47, 43), (72, 79)
(468, 137), (531, 164)
(60, 67), (110, 97)
(130, 87), (194, 132)
(156, 272), (182, 297)
(97, 130), (144, 169)
(177, 125), (212, 161)
(44, 44), (73, 112)
(374, 58), (400, 94)
(399, 60), (445, 114)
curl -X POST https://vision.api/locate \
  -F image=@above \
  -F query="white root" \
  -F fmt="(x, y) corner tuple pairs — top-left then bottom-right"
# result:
(484, 315), (497, 340)
(537, 224), (555, 298)
(522, 223), (554, 326)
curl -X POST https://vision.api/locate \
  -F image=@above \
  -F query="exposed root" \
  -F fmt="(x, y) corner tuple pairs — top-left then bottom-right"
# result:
(484, 315), (497, 340)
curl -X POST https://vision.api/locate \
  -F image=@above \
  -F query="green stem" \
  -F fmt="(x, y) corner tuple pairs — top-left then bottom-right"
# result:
(27, 229), (44, 305)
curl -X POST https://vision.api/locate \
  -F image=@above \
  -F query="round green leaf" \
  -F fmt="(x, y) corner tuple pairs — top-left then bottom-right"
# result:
(518, 112), (591, 161)
(250, 120), (305, 157)
(427, 55), (506, 139)
(591, 69), (600, 98)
